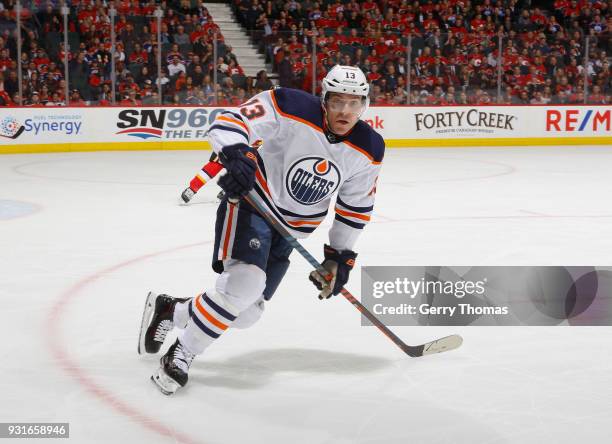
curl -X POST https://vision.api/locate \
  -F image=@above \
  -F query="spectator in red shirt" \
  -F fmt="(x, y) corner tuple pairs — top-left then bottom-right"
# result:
(471, 14), (486, 32)
(129, 43), (148, 65)
(367, 62), (382, 83)
(563, 1), (581, 18)
(119, 89), (142, 106)
(32, 49), (50, 69)
(588, 85), (606, 104)
(361, 1), (377, 13)
(525, 66), (545, 87)
(227, 59), (245, 77)
(531, 8), (548, 27)
(69, 89), (86, 106)
(0, 89), (12, 106)
(427, 85), (448, 105)
(468, 47), (486, 69)
(215, 89), (231, 106)
(0, 48), (12, 72)
(423, 12), (439, 31)
(416, 47), (435, 70)
(556, 76), (574, 95)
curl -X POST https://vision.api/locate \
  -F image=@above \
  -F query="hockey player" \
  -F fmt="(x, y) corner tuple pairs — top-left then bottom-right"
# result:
(180, 152), (224, 204)
(139, 65), (385, 395)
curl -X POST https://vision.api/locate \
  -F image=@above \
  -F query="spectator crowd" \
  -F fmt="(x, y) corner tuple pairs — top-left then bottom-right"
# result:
(0, 0), (609, 106)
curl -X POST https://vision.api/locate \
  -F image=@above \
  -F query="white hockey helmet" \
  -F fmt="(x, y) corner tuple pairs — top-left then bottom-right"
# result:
(321, 65), (370, 115)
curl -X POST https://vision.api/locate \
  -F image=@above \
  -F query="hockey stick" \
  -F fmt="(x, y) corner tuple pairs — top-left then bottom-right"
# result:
(240, 191), (463, 358)
(0, 125), (25, 139)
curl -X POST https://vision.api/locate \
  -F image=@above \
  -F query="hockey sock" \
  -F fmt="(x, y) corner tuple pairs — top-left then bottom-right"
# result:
(179, 292), (239, 355)
(189, 161), (224, 192)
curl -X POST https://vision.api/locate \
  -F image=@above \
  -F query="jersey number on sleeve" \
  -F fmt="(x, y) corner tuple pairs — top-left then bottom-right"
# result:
(239, 98), (266, 120)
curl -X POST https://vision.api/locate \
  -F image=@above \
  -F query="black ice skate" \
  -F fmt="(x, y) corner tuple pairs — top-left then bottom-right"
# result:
(138, 292), (189, 355)
(180, 187), (195, 204)
(151, 339), (195, 395)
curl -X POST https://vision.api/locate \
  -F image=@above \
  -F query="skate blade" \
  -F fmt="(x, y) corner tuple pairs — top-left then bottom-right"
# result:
(137, 291), (158, 355)
(151, 367), (181, 396)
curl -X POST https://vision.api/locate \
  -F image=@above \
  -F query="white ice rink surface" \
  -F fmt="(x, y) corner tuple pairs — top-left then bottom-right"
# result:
(1, 147), (612, 444)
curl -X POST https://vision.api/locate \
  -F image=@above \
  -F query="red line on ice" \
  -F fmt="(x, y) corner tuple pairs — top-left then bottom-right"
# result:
(46, 241), (211, 444)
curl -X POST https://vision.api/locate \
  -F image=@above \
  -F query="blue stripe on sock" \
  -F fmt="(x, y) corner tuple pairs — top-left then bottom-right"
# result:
(189, 301), (220, 338)
(335, 214), (365, 229)
(193, 316), (221, 338)
(204, 295), (237, 321)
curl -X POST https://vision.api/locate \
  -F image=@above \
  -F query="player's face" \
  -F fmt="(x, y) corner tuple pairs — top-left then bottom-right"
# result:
(325, 92), (364, 135)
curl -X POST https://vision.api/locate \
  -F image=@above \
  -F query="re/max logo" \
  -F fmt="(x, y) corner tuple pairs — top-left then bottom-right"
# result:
(546, 109), (610, 132)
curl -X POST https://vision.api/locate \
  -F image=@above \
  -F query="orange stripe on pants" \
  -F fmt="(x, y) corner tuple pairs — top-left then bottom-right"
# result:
(222, 203), (236, 259)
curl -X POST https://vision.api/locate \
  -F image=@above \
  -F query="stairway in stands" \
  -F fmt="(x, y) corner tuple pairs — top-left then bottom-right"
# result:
(202, 2), (271, 78)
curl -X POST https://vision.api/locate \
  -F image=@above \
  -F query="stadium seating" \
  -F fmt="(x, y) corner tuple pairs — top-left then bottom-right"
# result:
(0, 0), (609, 106)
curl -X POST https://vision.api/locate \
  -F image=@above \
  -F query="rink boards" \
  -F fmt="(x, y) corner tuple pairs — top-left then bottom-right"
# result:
(1, 104), (609, 154)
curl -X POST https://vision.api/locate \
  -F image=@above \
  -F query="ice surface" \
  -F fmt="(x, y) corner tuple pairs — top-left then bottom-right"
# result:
(1, 147), (611, 443)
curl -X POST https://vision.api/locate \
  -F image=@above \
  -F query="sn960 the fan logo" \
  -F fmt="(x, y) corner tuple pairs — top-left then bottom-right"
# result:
(285, 156), (341, 205)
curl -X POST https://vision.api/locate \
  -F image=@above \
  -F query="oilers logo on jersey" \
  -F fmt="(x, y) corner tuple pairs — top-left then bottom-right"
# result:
(286, 157), (341, 205)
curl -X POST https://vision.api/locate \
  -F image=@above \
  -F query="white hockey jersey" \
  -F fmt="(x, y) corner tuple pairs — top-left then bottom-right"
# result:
(207, 87), (384, 251)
